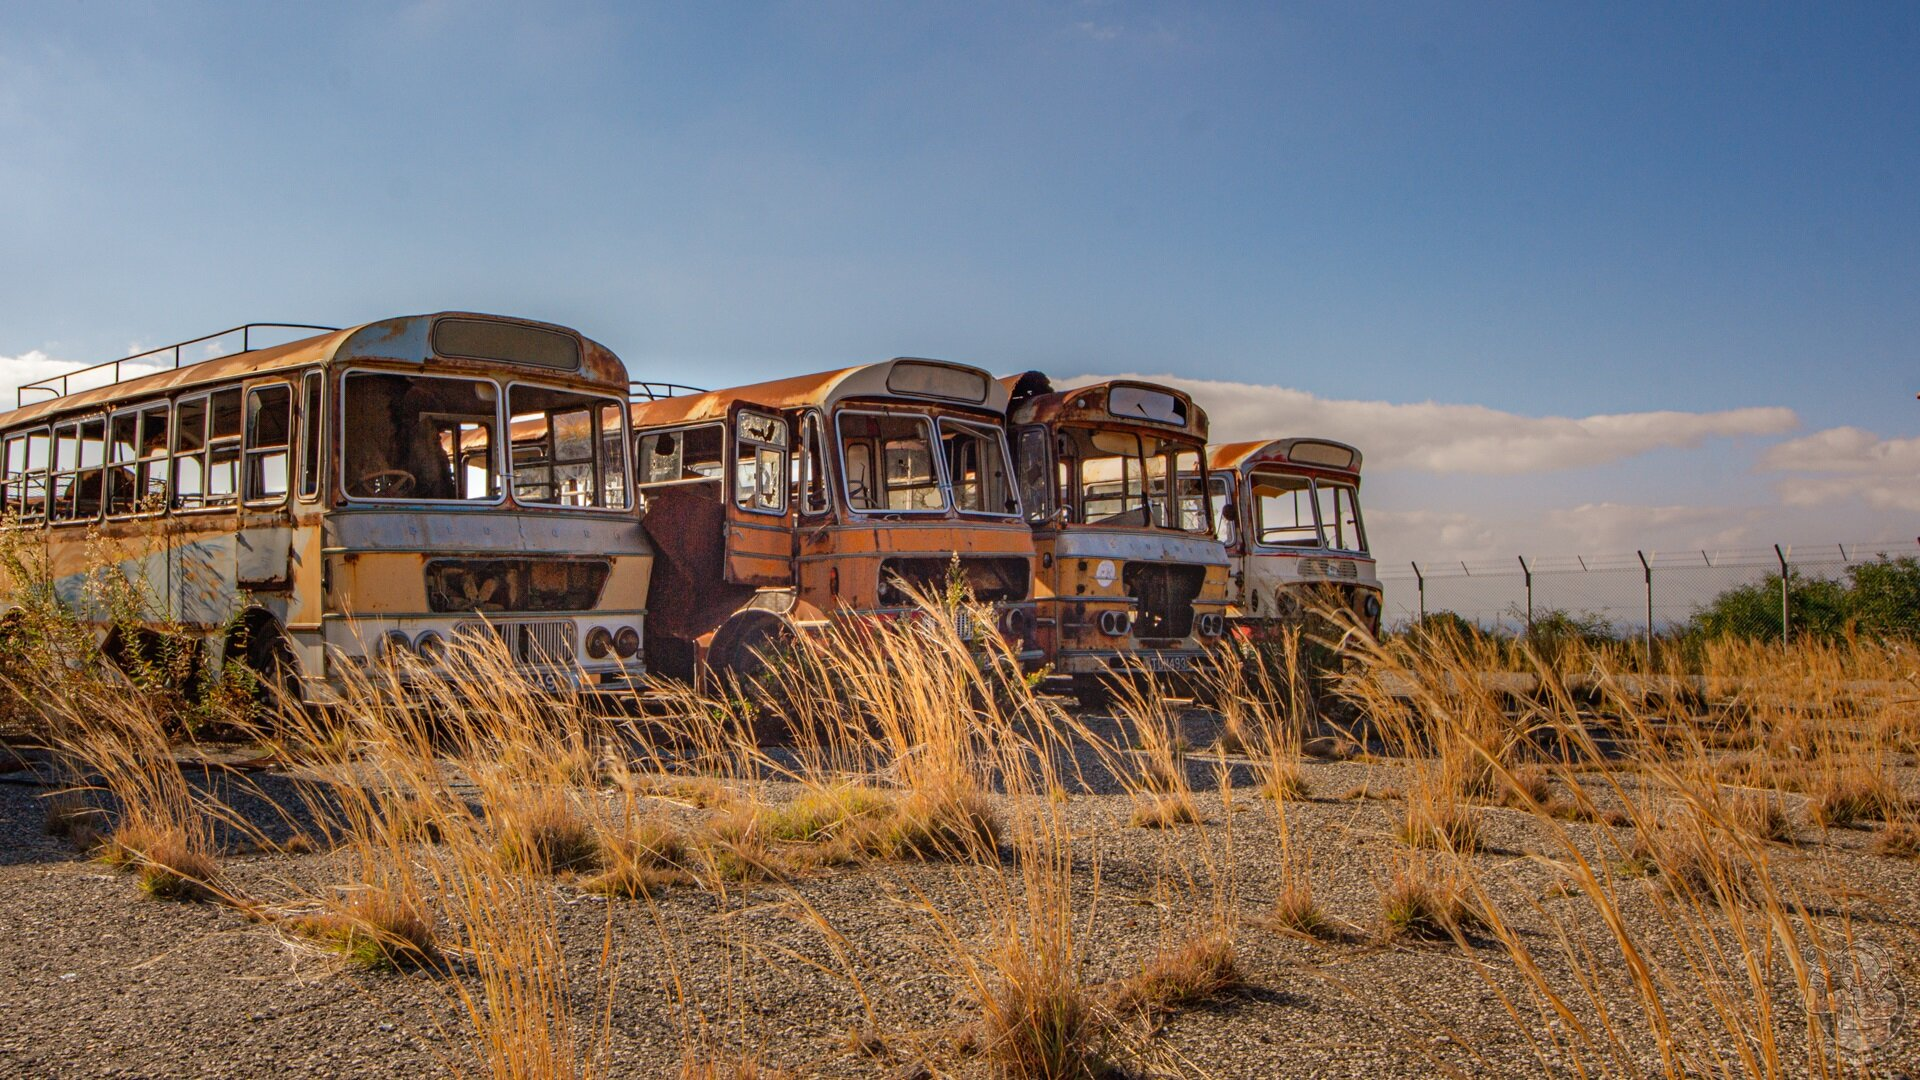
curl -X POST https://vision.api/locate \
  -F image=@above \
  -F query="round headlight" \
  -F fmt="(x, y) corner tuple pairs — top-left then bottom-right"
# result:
(1361, 594), (1382, 620)
(380, 629), (412, 659)
(414, 630), (446, 660)
(614, 626), (640, 659)
(585, 626), (614, 660)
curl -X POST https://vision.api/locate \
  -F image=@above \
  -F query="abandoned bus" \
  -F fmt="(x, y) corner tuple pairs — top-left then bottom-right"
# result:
(628, 357), (1038, 681)
(0, 312), (650, 699)
(1207, 438), (1381, 637)
(1004, 375), (1230, 707)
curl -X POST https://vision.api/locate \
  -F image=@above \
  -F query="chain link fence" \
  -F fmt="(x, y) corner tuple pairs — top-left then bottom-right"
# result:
(1379, 540), (1920, 643)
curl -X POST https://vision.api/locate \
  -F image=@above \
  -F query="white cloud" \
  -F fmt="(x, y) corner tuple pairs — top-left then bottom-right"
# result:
(0, 350), (170, 408)
(1056, 373), (1798, 474)
(1761, 427), (1920, 512)
(1366, 502), (1774, 567)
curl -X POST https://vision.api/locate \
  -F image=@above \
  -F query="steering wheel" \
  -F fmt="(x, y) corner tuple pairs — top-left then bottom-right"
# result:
(357, 468), (417, 497)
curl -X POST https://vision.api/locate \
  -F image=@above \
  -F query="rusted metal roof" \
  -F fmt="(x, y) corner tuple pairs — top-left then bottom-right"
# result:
(1209, 438), (1364, 475)
(629, 357), (1009, 428)
(0, 312), (624, 429)
(1007, 377), (1209, 441)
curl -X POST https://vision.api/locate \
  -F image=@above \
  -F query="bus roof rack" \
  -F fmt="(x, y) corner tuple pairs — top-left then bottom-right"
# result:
(16, 322), (340, 409)
(630, 381), (707, 401)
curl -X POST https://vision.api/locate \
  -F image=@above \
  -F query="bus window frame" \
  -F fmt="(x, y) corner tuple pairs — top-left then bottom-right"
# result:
(242, 380), (294, 508)
(107, 402), (170, 519)
(730, 408), (789, 518)
(634, 421), (728, 494)
(4, 426), (51, 524)
(796, 410), (831, 518)
(504, 379), (631, 513)
(337, 368), (507, 508)
(170, 388), (244, 515)
(297, 369), (324, 503)
(833, 407), (951, 517)
(937, 416), (1023, 520)
(50, 416), (109, 526)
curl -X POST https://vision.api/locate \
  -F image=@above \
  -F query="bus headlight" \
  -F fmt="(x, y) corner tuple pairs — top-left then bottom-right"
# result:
(614, 626), (641, 659)
(380, 630), (412, 659)
(586, 627), (614, 660)
(1360, 594), (1382, 621)
(997, 605), (1033, 644)
(414, 630), (446, 661)
(1197, 613), (1224, 638)
(1097, 609), (1133, 637)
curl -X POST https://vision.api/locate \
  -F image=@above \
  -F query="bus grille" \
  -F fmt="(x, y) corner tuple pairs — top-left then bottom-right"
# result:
(454, 620), (577, 666)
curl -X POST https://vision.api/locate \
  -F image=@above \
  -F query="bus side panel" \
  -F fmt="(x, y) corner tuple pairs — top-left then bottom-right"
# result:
(170, 526), (239, 628)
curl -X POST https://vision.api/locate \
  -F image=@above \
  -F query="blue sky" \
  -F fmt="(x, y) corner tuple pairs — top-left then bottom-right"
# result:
(2, 2), (1915, 563)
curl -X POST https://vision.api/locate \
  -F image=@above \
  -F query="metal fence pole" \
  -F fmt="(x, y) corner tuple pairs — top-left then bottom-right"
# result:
(1411, 561), (1425, 622)
(1774, 544), (1791, 642)
(1519, 555), (1533, 636)
(1637, 550), (1653, 666)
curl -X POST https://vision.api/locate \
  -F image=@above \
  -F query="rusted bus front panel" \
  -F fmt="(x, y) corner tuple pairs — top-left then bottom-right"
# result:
(1230, 549), (1382, 636)
(1034, 529), (1229, 675)
(318, 509), (651, 692)
(794, 519), (1035, 613)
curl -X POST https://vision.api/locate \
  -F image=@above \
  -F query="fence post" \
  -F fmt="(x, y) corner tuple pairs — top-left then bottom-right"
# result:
(1775, 544), (1791, 642)
(1637, 550), (1653, 667)
(1411, 561), (1425, 622)
(1518, 555), (1533, 636)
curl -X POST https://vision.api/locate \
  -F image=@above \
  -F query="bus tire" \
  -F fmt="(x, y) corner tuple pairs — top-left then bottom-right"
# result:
(708, 610), (800, 742)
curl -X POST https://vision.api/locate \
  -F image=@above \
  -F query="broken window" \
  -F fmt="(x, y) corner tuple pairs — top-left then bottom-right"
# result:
(50, 418), (106, 522)
(837, 412), (944, 513)
(245, 384), (292, 503)
(506, 385), (628, 509)
(732, 410), (787, 514)
(108, 403), (168, 515)
(343, 373), (499, 501)
(2, 428), (49, 521)
(637, 423), (725, 490)
(797, 413), (829, 516)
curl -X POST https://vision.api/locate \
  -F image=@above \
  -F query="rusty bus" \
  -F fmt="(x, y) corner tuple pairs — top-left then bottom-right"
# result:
(0, 312), (651, 699)
(627, 357), (1038, 681)
(1206, 438), (1381, 637)
(1003, 375), (1229, 706)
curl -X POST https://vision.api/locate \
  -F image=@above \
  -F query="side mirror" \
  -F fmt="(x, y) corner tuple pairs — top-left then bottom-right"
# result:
(1221, 502), (1239, 524)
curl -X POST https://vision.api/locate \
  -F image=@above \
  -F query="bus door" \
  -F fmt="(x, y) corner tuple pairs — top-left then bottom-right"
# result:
(725, 403), (794, 587)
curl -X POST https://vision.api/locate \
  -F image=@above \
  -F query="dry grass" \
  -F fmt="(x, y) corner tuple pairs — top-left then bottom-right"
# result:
(9, 533), (1920, 1078)
(1110, 932), (1240, 1015)
(1379, 860), (1476, 942)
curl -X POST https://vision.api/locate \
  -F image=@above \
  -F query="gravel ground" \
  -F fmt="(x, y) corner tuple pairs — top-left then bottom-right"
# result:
(3, 704), (1919, 1079)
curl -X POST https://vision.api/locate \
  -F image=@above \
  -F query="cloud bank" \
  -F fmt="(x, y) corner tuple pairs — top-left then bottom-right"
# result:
(1762, 426), (1920, 511)
(1057, 373), (1798, 474)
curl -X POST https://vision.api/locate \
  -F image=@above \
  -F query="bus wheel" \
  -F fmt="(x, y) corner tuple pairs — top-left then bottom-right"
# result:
(708, 610), (800, 742)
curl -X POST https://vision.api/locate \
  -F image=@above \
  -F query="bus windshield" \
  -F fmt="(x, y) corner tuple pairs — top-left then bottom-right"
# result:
(1068, 428), (1209, 534)
(342, 373), (628, 508)
(1248, 470), (1366, 551)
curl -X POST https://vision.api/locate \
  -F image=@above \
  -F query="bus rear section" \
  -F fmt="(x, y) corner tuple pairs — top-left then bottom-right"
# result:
(1005, 375), (1230, 708)
(1208, 438), (1382, 641)
(630, 357), (1038, 683)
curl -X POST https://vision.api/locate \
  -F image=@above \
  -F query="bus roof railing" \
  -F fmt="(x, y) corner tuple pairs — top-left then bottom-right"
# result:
(630, 381), (707, 401)
(16, 323), (340, 409)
